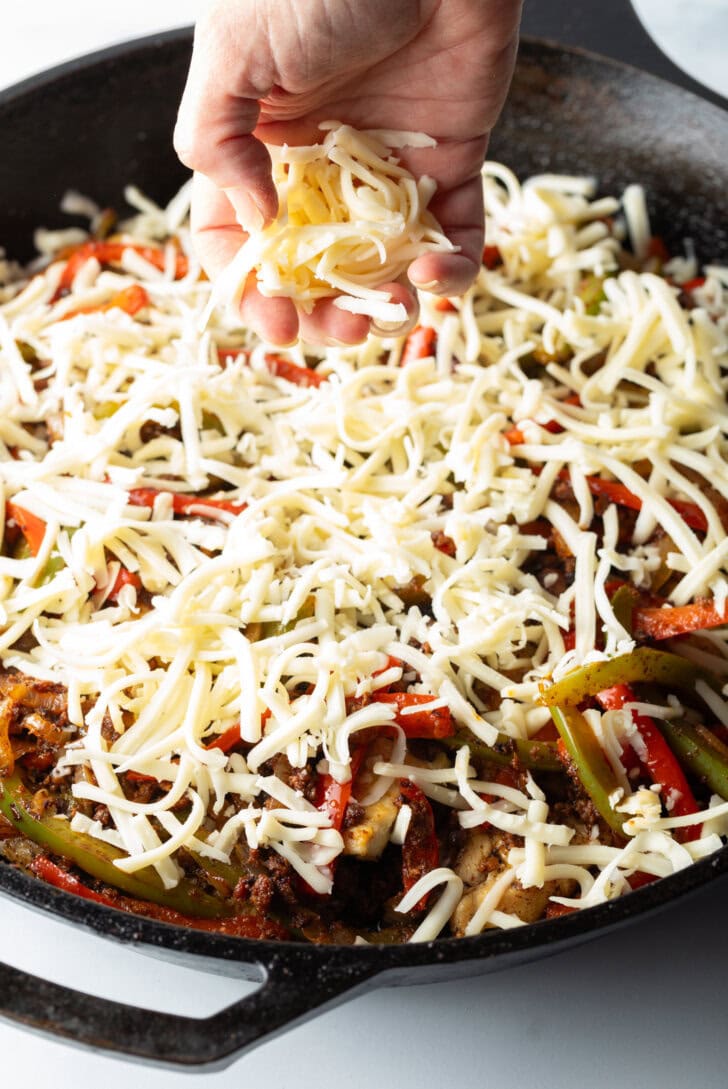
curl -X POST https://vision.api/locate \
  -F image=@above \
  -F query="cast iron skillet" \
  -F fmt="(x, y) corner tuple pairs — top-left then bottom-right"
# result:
(0, 0), (727, 1070)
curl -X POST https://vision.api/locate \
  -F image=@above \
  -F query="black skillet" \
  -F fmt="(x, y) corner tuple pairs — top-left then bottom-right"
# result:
(0, 0), (727, 1070)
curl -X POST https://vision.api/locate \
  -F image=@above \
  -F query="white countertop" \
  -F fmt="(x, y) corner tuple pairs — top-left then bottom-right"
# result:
(1, 3), (727, 1086)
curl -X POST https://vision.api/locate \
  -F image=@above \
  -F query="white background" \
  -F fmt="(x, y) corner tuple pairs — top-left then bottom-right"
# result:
(1, 2), (727, 1086)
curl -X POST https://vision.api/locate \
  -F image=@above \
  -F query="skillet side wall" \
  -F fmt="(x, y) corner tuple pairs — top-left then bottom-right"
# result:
(0, 32), (727, 981)
(0, 34), (192, 260)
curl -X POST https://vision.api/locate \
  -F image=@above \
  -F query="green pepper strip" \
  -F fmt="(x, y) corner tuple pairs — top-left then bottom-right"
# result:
(550, 707), (626, 834)
(0, 770), (229, 919)
(540, 647), (721, 708)
(440, 731), (563, 773)
(659, 721), (728, 799)
(610, 585), (635, 634)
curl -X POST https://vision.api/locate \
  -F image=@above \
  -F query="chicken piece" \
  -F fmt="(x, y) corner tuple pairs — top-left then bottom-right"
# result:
(451, 870), (578, 936)
(453, 830), (496, 886)
(342, 781), (400, 860)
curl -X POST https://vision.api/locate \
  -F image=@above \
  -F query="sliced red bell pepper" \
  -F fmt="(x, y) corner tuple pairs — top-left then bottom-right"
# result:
(399, 778), (439, 911)
(502, 394), (582, 446)
(373, 692), (454, 739)
(554, 470), (708, 533)
(433, 298), (457, 312)
(6, 502), (46, 556)
(681, 276), (706, 293)
(205, 723), (243, 754)
(61, 283), (149, 321)
(106, 566), (142, 603)
(596, 683), (700, 842)
(127, 488), (247, 517)
(52, 240), (188, 300)
(125, 769), (160, 784)
(431, 530), (456, 557)
(316, 748), (366, 832)
(400, 326), (436, 366)
(627, 870), (658, 890)
(30, 855), (289, 939)
(482, 245), (502, 270)
(217, 347), (248, 364)
(632, 600), (728, 641)
(545, 900), (577, 918)
(265, 355), (325, 387)
(646, 236), (671, 265)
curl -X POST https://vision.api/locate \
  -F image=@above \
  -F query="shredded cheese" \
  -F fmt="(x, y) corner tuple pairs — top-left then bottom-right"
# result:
(210, 123), (454, 325)
(0, 156), (726, 939)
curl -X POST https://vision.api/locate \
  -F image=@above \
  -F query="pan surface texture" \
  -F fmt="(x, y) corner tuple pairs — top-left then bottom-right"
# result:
(0, 4), (727, 1069)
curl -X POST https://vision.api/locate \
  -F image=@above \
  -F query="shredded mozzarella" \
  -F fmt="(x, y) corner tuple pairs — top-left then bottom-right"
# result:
(210, 123), (454, 325)
(0, 157), (726, 939)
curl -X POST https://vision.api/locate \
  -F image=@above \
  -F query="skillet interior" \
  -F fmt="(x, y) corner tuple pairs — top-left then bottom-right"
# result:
(0, 25), (727, 1069)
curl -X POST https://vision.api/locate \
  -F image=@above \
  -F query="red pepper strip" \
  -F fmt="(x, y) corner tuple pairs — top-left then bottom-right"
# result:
(217, 348), (248, 363)
(431, 530), (456, 557)
(596, 684), (700, 842)
(647, 236), (671, 264)
(554, 470), (708, 533)
(61, 283), (149, 321)
(545, 901), (577, 918)
(127, 488), (247, 517)
(205, 723), (243, 754)
(52, 241), (188, 300)
(316, 748), (366, 832)
(373, 692), (454, 739)
(632, 600), (728, 641)
(53, 247), (93, 298)
(433, 298), (457, 312)
(6, 501), (46, 556)
(627, 870), (658, 890)
(503, 394), (582, 445)
(399, 779), (439, 911)
(125, 769), (159, 784)
(682, 277), (706, 293)
(482, 245), (502, 270)
(106, 566), (142, 603)
(265, 355), (325, 387)
(400, 326), (436, 366)
(204, 709), (272, 755)
(31, 855), (289, 939)
(479, 766), (522, 805)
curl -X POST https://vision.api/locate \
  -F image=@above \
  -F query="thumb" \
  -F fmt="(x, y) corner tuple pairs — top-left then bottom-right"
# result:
(173, 11), (278, 229)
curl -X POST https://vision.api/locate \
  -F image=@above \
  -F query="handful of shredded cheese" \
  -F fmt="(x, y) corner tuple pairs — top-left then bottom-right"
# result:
(212, 122), (455, 325)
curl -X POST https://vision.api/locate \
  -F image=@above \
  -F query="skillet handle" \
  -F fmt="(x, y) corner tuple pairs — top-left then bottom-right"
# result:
(0, 953), (378, 1070)
(521, 0), (728, 111)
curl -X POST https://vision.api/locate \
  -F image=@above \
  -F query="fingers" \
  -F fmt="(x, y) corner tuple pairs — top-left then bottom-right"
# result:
(173, 6), (278, 228)
(408, 175), (485, 295)
(192, 175), (417, 347)
(190, 173), (246, 280)
(240, 275), (300, 347)
(298, 282), (419, 346)
(297, 299), (370, 347)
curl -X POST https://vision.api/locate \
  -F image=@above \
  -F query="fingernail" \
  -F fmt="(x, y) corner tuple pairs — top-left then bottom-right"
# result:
(225, 187), (266, 233)
(409, 279), (439, 291)
(371, 320), (412, 339)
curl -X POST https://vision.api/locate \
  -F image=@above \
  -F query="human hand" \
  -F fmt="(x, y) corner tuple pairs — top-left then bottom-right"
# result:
(175, 0), (522, 345)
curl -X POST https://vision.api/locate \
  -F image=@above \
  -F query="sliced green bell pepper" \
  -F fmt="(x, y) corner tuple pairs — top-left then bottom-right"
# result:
(540, 648), (721, 708)
(0, 770), (229, 918)
(550, 706), (626, 835)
